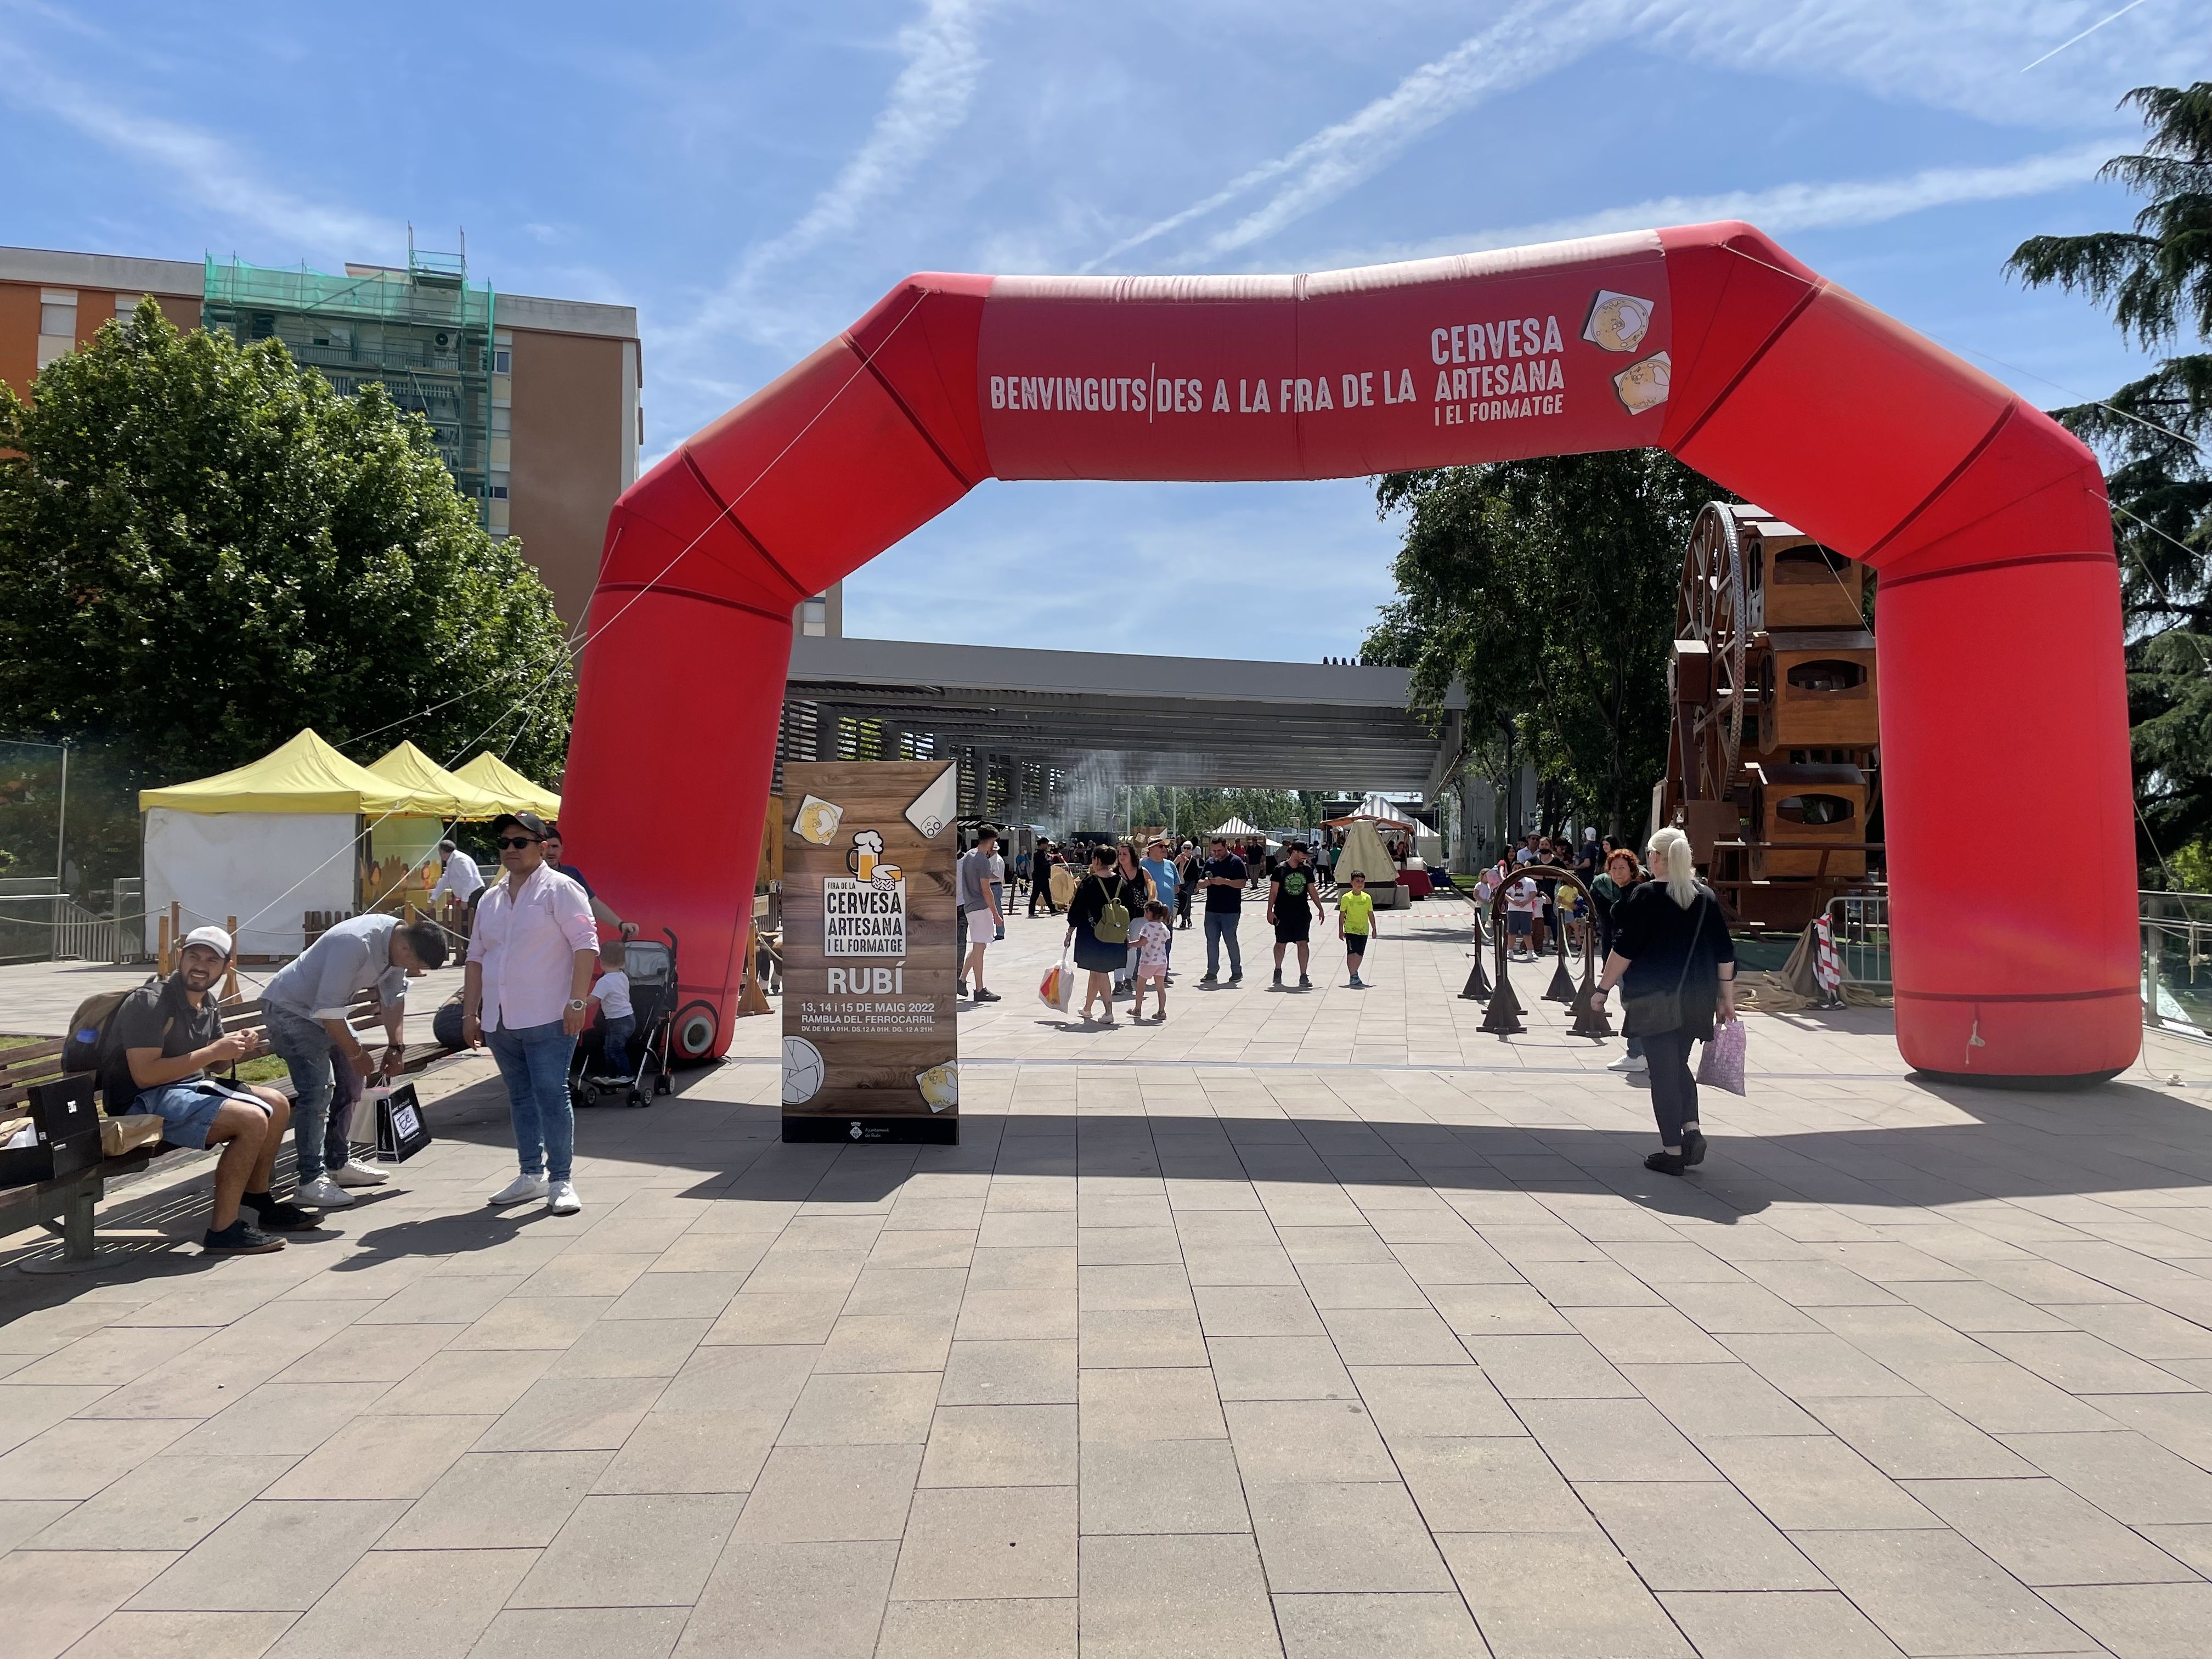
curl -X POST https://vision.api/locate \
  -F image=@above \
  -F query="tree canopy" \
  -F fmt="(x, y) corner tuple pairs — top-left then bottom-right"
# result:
(0, 301), (574, 797)
(2008, 83), (2212, 878)
(1364, 450), (1716, 841)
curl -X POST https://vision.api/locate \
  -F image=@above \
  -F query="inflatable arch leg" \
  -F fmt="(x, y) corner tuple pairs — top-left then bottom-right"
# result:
(561, 222), (2136, 1083)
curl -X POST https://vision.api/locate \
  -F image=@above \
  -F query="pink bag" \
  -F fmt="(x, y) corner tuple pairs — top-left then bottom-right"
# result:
(1697, 1018), (1747, 1095)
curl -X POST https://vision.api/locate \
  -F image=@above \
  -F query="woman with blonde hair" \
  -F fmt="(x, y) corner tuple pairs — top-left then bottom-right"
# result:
(1590, 826), (1736, 1175)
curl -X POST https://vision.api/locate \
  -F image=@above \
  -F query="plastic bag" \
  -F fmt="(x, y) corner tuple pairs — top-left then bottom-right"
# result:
(1697, 1018), (1747, 1096)
(1039, 955), (1075, 1013)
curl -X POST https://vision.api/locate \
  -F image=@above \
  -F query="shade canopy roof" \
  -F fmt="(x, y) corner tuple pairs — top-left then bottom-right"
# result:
(451, 752), (563, 818)
(369, 742), (511, 819)
(1211, 817), (1262, 836)
(140, 729), (418, 816)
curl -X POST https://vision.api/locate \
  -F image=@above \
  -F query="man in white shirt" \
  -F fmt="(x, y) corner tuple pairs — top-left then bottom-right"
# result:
(428, 840), (483, 910)
(957, 826), (1004, 1004)
(462, 811), (599, 1214)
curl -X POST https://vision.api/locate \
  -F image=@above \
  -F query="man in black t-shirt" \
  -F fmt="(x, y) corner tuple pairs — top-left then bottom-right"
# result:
(1199, 837), (1246, 984)
(1268, 843), (1323, 989)
(104, 926), (316, 1254)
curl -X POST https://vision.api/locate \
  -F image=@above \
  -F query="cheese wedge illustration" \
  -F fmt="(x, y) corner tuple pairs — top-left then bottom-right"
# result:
(794, 795), (844, 845)
(1582, 290), (1653, 354)
(904, 764), (960, 839)
(1613, 351), (1671, 415)
(916, 1063), (959, 1112)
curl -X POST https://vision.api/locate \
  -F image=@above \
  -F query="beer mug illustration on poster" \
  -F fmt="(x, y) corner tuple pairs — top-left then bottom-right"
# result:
(849, 828), (884, 882)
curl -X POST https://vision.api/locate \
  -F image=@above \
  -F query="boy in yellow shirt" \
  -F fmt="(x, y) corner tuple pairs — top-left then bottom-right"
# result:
(1338, 870), (1379, 988)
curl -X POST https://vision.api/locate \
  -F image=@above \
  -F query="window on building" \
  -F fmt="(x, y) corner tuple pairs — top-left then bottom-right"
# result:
(40, 296), (77, 337)
(493, 347), (512, 374)
(490, 405), (512, 437)
(115, 295), (141, 319)
(490, 483), (510, 500)
(801, 596), (828, 638)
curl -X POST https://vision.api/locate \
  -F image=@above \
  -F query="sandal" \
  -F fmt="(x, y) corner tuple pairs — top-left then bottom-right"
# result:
(1682, 1128), (1708, 1167)
(1644, 1150), (1685, 1176)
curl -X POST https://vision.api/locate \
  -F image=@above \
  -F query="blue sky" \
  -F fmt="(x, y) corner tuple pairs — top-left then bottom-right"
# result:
(3, 0), (2197, 662)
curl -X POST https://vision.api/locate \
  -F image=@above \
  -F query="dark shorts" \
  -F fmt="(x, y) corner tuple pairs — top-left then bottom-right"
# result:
(1508, 912), (1534, 938)
(1274, 913), (1312, 944)
(1344, 931), (1370, 957)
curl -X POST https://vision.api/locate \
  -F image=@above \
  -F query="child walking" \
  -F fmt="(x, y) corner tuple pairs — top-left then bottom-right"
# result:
(1133, 901), (1173, 1022)
(1338, 870), (1379, 988)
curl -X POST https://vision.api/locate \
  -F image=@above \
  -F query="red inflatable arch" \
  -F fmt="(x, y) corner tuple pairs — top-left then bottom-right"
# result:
(563, 221), (2137, 1082)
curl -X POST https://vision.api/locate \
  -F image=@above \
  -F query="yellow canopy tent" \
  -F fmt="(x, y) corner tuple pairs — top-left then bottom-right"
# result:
(138, 729), (430, 957)
(368, 742), (510, 820)
(452, 752), (562, 819)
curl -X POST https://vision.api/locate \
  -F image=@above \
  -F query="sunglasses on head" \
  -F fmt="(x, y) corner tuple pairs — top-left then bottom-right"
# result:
(497, 836), (540, 849)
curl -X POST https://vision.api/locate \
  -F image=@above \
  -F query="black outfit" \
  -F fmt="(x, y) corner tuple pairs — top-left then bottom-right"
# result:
(1611, 882), (1735, 1146)
(100, 973), (223, 1109)
(1174, 857), (1197, 928)
(1067, 872), (1140, 973)
(1028, 850), (1057, 916)
(1590, 872), (1633, 960)
(1271, 864), (1321, 943)
(1204, 855), (1247, 910)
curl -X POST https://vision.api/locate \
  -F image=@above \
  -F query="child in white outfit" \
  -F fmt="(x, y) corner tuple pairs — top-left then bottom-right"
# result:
(1133, 903), (1172, 1022)
(590, 941), (636, 1078)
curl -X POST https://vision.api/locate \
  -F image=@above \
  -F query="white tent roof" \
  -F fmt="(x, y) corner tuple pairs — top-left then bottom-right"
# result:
(1211, 816), (1262, 836)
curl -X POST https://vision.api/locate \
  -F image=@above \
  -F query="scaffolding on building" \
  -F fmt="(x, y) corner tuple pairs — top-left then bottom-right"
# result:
(200, 234), (495, 523)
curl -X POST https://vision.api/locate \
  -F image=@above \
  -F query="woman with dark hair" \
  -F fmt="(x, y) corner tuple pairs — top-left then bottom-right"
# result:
(1592, 826), (1736, 1175)
(1066, 845), (1142, 1025)
(1591, 847), (1648, 1078)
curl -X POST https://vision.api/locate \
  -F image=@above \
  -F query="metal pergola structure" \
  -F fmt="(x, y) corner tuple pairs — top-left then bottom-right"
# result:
(778, 636), (1465, 829)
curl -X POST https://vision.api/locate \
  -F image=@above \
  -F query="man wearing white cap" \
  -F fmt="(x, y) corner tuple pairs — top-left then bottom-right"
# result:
(100, 927), (317, 1253)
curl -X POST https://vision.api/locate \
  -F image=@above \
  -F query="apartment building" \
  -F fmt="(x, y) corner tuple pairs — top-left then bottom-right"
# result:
(0, 242), (640, 625)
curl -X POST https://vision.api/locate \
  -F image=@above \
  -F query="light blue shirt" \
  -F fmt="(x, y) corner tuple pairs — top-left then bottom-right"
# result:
(264, 914), (407, 1021)
(1139, 857), (1177, 908)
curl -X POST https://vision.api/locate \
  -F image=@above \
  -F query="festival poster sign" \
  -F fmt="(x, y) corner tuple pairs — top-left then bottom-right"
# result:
(780, 760), (960, 1143)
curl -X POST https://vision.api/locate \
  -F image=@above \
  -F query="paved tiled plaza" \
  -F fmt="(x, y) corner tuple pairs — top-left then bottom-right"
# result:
(7, 899), (2212, 1658)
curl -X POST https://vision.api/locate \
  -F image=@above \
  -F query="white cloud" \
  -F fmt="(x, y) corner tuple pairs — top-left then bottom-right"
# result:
(1085, 0), (1634, 272)
(0, 42), (396, 258)
(1316, 142), (2121, 269)
(676, 0), (995, 354)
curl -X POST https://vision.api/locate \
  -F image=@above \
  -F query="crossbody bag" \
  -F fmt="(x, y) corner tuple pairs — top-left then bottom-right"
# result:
(1622, 893), (1708, 1035)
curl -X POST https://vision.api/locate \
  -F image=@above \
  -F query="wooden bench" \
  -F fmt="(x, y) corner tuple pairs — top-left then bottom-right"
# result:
(0, 983), (447, 1272)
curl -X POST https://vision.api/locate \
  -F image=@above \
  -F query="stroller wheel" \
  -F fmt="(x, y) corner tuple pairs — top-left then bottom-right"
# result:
(628, 1089), (647, 1109)
(654, 1075), (672, 1096)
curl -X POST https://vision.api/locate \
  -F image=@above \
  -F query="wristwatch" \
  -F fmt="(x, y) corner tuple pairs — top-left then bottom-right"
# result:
(567, 998), (588, 1013)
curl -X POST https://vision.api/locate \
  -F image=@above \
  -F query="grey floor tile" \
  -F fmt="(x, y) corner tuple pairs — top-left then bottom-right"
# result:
(475, 1376), (664, 1452)
(1804, 1395), (2039, 1479)
(1515, 1398), (1718, 1483)
(1617, 1361), (1824, 1441)
(1226, 1398), (1395, 1483)
(0, 1551), (179, 1659)
(920, 1404), (1076, 1487)
(1909, 1361), (2120, 1434)
(603, 1272), (744, 1322)
(1791, 1528), (2095, 1657)
(444, 1296), (611, 1352)
(594, 1409), (782, 1494)
(171, 1384), (391, 1457)
(1901, 1474), (2199, 1586)
(679, 1538), (899, 1657)
(1079, 1369), (1227, 1443)
(780, 1372), (940, 1446)
(468, 1608), (685, 1659)
(1426, 1285), (1575, 1338)
(0, 1385), (122, 1455)
(1194, 1286), (1327, 1337)
(1246, 1480), (1453, 1593)
(259, 1547), (532, 1659)
(732, 1443), (922, 1543)
(1272, 1592), (1488, 1658)
(510, 1492), (742, 1606)
(702, 1292), (845, 1345)
(2079, 1391), (2212, 1470)
(1078, 1532), (1283, 1659)
(355, 1277), (525, 1327)
(874, 1598), (1076, 1659)
(58, 1610), (297, 1659)
(1439, 1531), (1692, 1658)
(937, 1340), (1076, 1406)
(1702, 1436), (1939, 1531)
(815, 1313), (958, 1374)
(548, 1317), (710, 1378)
(0, 1419), (193, 1501)
(1209, 1336), (1358, 1402)
(6, 1327), (208, 1387)
(400, 1449), (609, 1548)
(273, 1324), (454, 1384)
(263, 1413), (491, 1500)
(367, 1348), (556, 1416)
(652, 1342), (818, 1414)
(1976, 1330), (2198, 1395)
(1079, 1439), (1251, 1534)
(1318, 1308), (1469, 1366)
(1580, 1481), (1829, 1590)
(957, 1286), (1077, 1342)
(1656, 1590), (1904, 1659)
(1350, 1365), (1520, 1439)
(1394, 1437), (1594, 1534)
(1719, 1333), (1917, 1398)
(2003, 1430), (2212, 1526)
(1459, 1336), (1635, 1400)
(890, 1485), (1076, 1601)
(0, 1501), (75, 1551)
(2040, 1581), (2212, 1659)
(1080, 1308), (1209, 1368)
(24, 1455), (292, 1551)
(127, 1499), (407, 1611)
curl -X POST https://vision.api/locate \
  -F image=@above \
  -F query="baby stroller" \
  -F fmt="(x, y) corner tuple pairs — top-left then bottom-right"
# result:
(574, 929), (680, 1108)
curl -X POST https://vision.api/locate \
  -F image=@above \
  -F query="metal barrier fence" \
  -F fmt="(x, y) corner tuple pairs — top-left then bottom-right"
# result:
(1824, 891), (1891, 994)
(0, 893), (136, 965)
(2142, 890), (2212, 1039)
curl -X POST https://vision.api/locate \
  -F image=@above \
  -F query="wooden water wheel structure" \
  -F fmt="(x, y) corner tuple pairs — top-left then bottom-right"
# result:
(1658, 502), (1883, 934)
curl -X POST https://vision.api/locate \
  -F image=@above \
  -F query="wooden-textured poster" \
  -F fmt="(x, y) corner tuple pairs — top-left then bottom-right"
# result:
(780, 760), (960, 1143)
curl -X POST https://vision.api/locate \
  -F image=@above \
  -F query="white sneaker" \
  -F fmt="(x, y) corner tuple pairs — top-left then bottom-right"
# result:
(489, 1173), (549, 1206)
(1607, 1053), (1649, 1073)
(330, 1159), (389, 1188)
(548, 1181), (582, 1216)
(294, 1175), (354, 1208)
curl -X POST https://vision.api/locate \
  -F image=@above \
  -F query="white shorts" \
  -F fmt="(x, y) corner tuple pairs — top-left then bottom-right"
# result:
(965, 908), (994, 947)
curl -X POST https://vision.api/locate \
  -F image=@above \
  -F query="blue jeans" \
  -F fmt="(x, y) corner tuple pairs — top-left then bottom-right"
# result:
(601, 1015), (636, 1079)
(266, 1005), (353, 1183)
(487, 1020), (577, 1183)
(1204, 911), (1242, 979)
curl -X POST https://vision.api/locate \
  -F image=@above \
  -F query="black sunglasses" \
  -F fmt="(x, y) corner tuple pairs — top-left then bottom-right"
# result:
(496, 836), (540, 849)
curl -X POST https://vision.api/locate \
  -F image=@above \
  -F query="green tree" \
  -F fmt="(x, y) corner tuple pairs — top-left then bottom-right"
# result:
(0, 301), (574, 810)
(2007, 83), (2212, 879)
(1365, 451), (1715, 838)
